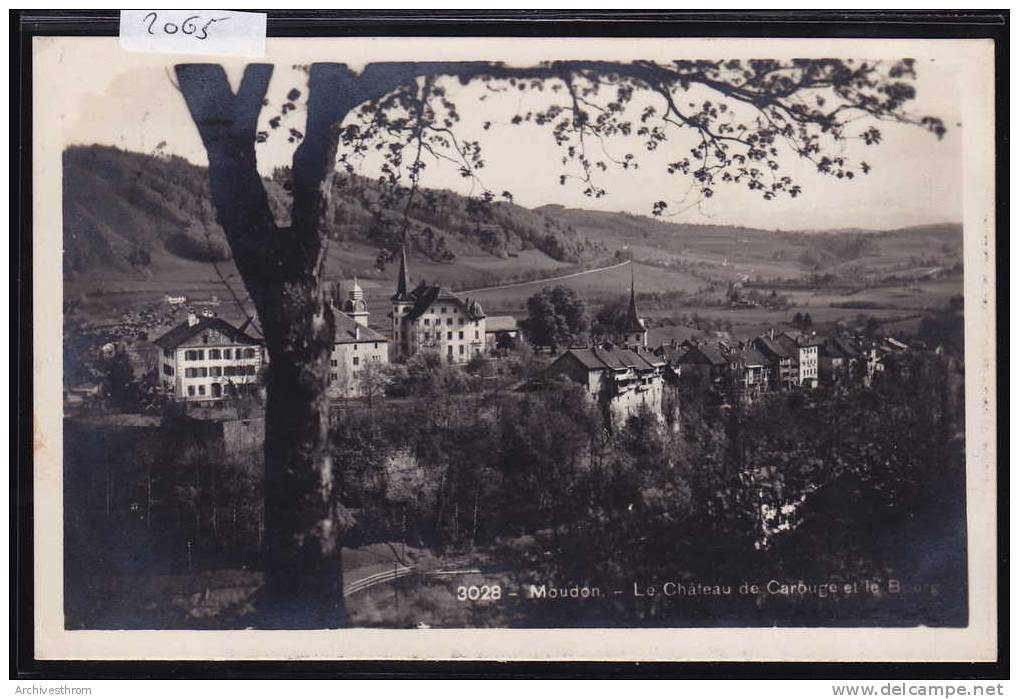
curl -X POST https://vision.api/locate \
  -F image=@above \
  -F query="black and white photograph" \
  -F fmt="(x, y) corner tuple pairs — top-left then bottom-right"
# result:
(28, 27), (999, 662)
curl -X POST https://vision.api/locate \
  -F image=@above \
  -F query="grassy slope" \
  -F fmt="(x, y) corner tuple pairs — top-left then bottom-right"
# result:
(64, 146), (963, 334)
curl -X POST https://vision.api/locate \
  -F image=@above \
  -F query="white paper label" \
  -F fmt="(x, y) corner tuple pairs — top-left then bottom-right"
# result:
(119, 10), (266, 57)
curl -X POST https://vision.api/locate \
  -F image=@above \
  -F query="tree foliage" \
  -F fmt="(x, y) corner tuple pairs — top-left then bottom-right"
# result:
(520, 285), (591, 350)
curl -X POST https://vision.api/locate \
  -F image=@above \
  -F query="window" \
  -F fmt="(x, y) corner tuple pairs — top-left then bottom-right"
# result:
(374, 343), (379, 349)
(475, 330), (479, 340)
(198, 385), (206, 396)
(209, 349), (221, 360)
(446, 317), (453, 326)
(423, 318), (429, 326)
(185, 350), (196, 361)
(353, 344), (358, 351)
(211, 367), (222, 377)
(200, 367), (209, 378)
(458, 331), (464, 340)
(447, 331), (453, 340)
(243, 348), (256, 359)
(425, 332), (431, 341)
(185, 368), (196, 378)
(187, 385), (195, 397)
(211, 383), (222, 398)
(441, 306), (446, 314)
(223, 349), (232, 359)
(248, 366), (257, 376)
(353, 357), (359, 366)
(163, 364), (173, 376)
(202, 334), (210, 344)
(459, 345), (465, 355)
(331, 359), (338, 367)
(330, 372), (338, 381)
(197, 350), (205, 360)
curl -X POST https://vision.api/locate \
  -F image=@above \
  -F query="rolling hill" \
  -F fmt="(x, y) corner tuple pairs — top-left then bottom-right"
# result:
(63, 145), (963, 324)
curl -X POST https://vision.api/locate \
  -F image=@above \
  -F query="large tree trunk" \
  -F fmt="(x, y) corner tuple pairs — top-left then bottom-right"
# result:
(176, 64), (348, 627)
(259, 277), (344, 627)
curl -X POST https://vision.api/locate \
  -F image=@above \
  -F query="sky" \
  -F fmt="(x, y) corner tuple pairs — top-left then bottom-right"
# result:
(45, 36), (965, 231)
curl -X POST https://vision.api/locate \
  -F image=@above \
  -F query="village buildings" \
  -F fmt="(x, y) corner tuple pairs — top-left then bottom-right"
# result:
(390, 246), (487, 365)
(545, 345), (667, 423)
(329, 279), (390, 398)
(153, 312), (264, 402)
(484, 315), (520, 353)
(616, 266), (649, 349)
(753, 333), (797, 390)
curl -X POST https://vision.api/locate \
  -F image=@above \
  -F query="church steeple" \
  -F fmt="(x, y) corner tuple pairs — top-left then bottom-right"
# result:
(392, 245), (411, 302)
(620, 262), (648, 349)
(624, 263), (642, 330)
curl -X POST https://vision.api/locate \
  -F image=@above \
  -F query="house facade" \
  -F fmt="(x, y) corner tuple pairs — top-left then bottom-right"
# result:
(754, 334), (797, 390)
(329, 280), (390, 398)
(153, 313), (264, 402)
(775, 333), (820, 388)
(390, 246), (486, 364)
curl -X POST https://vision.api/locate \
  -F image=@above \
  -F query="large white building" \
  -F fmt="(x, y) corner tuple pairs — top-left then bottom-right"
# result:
(390, 246), (486, 364)
(154, 313), (264, 402)
(329, 279), (390, 398)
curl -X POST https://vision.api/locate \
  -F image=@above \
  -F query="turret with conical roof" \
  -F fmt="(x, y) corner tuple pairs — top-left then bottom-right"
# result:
(343, 276), (369, 327)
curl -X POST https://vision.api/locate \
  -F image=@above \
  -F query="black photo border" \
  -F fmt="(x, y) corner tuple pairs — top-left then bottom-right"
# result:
(12, 8), (1009, 681)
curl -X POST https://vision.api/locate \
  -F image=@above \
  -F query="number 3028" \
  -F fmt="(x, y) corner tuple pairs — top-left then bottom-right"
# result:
(456, 585), (501, 601)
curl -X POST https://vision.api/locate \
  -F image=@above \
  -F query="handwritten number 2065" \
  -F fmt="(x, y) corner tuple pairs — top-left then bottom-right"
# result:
(143, 12), (227, 40)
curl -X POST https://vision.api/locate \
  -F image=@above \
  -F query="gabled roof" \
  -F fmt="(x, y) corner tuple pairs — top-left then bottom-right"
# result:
(677, 344), (728, 366)
(152, 317), (261, 351)
(774, 334), (802, 359)
(559, 347), (607, 371)
(779, 331), (820, 348)
(404, 284), (485, 322)
(636, 349), (667, 368)
(735, 347), (768, 367)
(485, 315), (519, 333)
(334, 312), (386, 345)
(552, 346), (664, 374)
(820, 335), (862, 359)
(755, 335), (794, 360)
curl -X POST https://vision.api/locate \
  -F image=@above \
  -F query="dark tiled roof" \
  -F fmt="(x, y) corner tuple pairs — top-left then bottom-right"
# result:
(677, 344), (727, 366)
(152, 317), (261, 351)
(775, 334), (801, 358)
(740, 347), (768, 366)
(561, 347), (607, 370)
(404, 285), (484, 322)
(553, 346), (664, 374)
(334, 312), (386, 344)
(755, 336), (794, 360)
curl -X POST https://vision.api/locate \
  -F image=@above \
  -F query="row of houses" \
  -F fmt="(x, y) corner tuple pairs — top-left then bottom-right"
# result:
(670, 329), (913, 398)
(151, 255), (522, 403)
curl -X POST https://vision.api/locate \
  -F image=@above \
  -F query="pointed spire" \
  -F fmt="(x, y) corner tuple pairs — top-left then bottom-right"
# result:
(625, 262), (642, 330)
(392, 245), (411, 302)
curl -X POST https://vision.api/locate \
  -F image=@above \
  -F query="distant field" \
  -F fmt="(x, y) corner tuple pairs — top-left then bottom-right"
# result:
(467, 262), (709, 313)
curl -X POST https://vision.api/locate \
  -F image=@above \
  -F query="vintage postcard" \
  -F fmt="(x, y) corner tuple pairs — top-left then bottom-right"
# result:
(31, 33), (998, 661)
